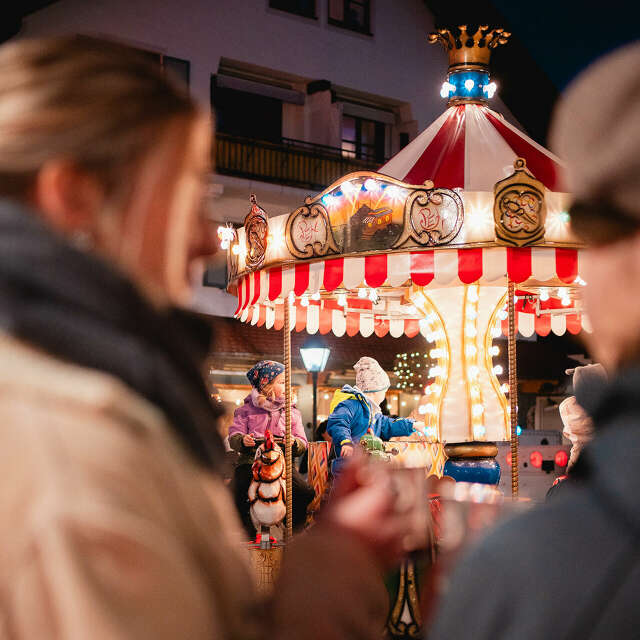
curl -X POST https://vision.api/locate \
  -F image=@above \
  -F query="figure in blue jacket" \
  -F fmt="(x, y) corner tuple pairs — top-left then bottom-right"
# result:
(328, 356), (418, 458)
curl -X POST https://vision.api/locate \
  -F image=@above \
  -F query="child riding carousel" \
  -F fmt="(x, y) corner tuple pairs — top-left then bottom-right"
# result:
(229, 360), (314, 538)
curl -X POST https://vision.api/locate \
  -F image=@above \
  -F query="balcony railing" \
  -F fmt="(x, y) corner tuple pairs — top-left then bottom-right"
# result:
(215, 133), (384, 191)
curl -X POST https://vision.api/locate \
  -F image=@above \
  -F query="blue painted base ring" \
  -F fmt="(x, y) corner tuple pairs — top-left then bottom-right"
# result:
(443, 458), (501, 485)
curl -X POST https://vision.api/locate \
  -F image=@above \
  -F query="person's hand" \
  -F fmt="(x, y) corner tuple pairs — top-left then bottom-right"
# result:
(340, 444), (354, 457)
(322, 452), (413, 568)
(242, 434), (256, 447)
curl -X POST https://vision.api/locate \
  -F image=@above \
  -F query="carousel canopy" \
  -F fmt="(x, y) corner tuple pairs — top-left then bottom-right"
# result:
(379, 103), (564, 192)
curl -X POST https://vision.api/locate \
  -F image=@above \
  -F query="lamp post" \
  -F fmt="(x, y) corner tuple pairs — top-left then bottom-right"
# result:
(299, 336), (331, 434)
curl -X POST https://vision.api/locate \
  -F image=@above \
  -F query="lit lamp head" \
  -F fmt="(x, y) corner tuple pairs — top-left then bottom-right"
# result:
(300, 336), (331, 373)
(428, 25), (509, 105)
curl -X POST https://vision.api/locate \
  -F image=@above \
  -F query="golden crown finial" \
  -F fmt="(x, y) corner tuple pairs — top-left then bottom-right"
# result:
(428, 25), (511, 70)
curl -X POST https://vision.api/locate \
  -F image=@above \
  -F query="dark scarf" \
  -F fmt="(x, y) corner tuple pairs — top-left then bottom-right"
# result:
(0, 199), (225, 470)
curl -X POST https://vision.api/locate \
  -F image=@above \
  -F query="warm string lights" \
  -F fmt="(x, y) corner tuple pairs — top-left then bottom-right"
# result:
(485, 292), (510, 436)
(410, 289), (449, 442)
(462, 285), (487, 441)
(393, 351), (432, 394)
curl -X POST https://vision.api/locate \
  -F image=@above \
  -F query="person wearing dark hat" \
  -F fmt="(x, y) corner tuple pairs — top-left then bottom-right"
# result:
(429, 41), (640, 640)
(229, 360), (313, 537)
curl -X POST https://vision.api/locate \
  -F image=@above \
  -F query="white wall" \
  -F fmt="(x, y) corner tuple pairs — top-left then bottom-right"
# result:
(20, 0), (515, 134)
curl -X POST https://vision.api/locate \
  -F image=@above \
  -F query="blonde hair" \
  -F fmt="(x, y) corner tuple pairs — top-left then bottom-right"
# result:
(0, 36), (198, 204)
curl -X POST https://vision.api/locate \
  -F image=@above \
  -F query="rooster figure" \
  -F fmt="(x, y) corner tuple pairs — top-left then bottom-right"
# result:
(249, 430), (286, 547)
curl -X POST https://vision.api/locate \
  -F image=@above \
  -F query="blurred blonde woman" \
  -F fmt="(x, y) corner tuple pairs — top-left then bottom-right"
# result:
(0, 36), (412, 640)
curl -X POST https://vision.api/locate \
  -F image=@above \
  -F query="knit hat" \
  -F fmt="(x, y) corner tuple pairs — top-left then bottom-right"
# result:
(354, 357), (390, 393)
(247, 360), (285, 391)
(550, 42), (640, 228)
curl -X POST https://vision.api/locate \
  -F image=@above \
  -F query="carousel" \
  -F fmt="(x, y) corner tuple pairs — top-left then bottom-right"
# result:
(219, 24), (586, 637)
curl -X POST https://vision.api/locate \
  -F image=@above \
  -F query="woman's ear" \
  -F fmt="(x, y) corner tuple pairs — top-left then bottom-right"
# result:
(31, 159), (105, 234)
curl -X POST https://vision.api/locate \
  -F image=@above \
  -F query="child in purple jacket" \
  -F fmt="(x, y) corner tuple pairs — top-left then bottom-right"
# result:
(229, 360), (313, 537)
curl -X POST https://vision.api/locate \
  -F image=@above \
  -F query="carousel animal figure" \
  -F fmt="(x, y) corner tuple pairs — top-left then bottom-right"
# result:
(249, 430), (286, 546)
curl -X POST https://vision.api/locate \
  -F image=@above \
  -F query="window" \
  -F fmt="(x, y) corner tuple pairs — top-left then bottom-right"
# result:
(212, 81), (283, 143)
(341, 114), (385, 162)
(328, 0), (371, 34)
(270, 0), (316, 19)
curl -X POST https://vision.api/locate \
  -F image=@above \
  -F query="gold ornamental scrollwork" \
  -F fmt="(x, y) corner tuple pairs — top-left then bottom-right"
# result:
(393, 186), (464, 249)
(493, 157), (547, 247)
(244, 194), (269, 269)
(285, 198), (340, 259)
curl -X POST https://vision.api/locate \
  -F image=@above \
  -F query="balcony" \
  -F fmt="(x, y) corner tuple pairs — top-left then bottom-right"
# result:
(214, 133), (384, 191)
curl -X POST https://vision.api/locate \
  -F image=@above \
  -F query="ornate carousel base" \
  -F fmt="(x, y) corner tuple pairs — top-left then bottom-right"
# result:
(443, 442), (501, 485)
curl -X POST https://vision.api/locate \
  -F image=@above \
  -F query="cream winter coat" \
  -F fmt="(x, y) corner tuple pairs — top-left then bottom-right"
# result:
(0, 332), (259, 640)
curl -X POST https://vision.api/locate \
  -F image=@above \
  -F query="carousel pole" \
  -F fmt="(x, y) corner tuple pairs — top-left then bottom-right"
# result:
(283, 299), (293, 541)
(507, 279), (519, 498)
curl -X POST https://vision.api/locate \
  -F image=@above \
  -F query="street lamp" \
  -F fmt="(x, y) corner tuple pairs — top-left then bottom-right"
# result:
(299, 336), (331, 434)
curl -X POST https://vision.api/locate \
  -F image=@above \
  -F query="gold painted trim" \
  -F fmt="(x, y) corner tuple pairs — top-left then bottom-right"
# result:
(484, 291), (509, 437)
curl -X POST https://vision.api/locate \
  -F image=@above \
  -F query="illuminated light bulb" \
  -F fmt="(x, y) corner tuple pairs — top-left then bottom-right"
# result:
(540, 288), (550, 302)
(419, 318), (429, 331)
(465, 345), (477, 357)
(464, 79), (475, 91)
(430, 348), (443, 358)
(321, 193), (337, 208)
(413, 291), (426, 306)
(498, 309), (508, 321)
(429, 366), (444, 377)
(489, 346), (500, 357)
(468, 365), (480, 379)
(358, 288), (367, 299)
(474, 425), (487, 437)
(465, 324), (478, 337)
(561, 295), (571, 307)
(426, 332), (437, 343)
(483, 81), (497, 98)
(364, 178), (380, 192)
(468, 288), (479, 302)
(472, 404), (484, 417)
(430, 384), (442, 396)
(427, 313), (438, 323)
(493, 365), (504, 375)
(556, 288), (565, 298)
(507, 406), (511, 415)
(418, 404), (428, 415)
(401, 401), (406, 407)
(341, 180), (357, 195)
(559, 211), (571, 223)
(426, 426), (438, 438)
(416, 363), (421, 368)
(491, 326), (502, 338)
(300, 295), (309, 307)
(337, 293), (347, 307)
(231, 244), (242, 255)
(440, 81), (455, 98)
(288, 291), (295, 304)
(466, 308), (479, 320)
(470, 386), (480, 399)
(311, 292), (321, 301)
(368, 288), (378, 303)
(235, 398), (242, 406)
(500, 383), (509, 394)
(323, 393), (330, 400)
(217, 226), (236, 250)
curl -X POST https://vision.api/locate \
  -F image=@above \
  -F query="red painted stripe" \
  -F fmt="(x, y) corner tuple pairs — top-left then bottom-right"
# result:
(534, 313), (551, 337)
(234, 276), (244, 316)
(364, 254), (387, 288)
(374, 318), (389, 338)
(485, 111), (562, 191)
(274, 304), (284, 331)
(410, 251), (435, 286)
(507, 248), (532, 283)
(257, 305), (267, 327)
(319, 306), (333, 335)
(268, 266), (282, 301)
(556, 248), (578, 284)
(405, 319), (420, 338)
(294, 262), (310, 296)
(346, 313), (360, 337)
(567, 314), (582, 335)
(242, 275), (251, 309)
(403, 105), (466, 189)
(323, 258), (344, 292)
(250, 271), (261, 306)
(458, 248), (483, 284)
(295, 304), (306, 332)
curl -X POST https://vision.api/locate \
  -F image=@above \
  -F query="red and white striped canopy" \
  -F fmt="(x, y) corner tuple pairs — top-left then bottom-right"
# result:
(379, 104), (565, 192)
(234, 246), (588, 337)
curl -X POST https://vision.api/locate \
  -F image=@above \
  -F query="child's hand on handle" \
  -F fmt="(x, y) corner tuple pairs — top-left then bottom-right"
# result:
(242, 434), (256, 447)
(340, 443), (354, 457)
